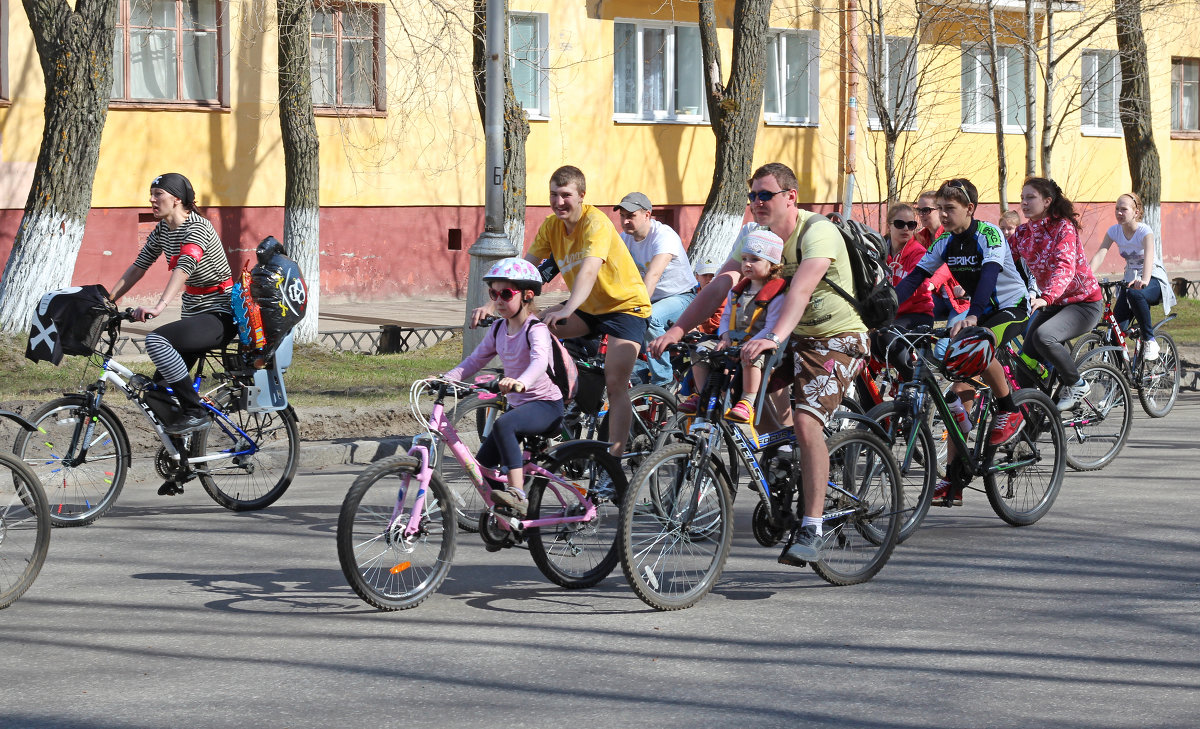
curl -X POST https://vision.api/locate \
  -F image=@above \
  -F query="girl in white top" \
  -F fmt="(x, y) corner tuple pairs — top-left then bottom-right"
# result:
(1088, 192), (1176, 360)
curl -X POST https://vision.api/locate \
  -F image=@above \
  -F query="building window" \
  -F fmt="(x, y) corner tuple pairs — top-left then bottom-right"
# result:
(311, 3), (384, 112)
(961, 44), (1026, 133)
(613, 19), (704, 122)
(1171, 57), (1200, 132)
(510, 12), (549, 118)
(867, 36), (916, 131)
(111, 0), (224, 106)
(764, 30), (818, 125)
(1081, 50), (1121, 135)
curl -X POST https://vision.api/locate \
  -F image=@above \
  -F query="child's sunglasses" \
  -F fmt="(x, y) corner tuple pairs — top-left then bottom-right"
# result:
(891, 219), (918, 230)
(488, 288), (522, 302)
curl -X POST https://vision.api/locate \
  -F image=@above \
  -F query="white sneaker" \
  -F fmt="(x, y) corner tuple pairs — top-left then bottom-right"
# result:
(1056, 380), (1093, 411)
(1143, 337), (1161, 361)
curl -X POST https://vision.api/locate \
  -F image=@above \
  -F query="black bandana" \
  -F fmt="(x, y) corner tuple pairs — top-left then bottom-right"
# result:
(150, 173), (195, 209)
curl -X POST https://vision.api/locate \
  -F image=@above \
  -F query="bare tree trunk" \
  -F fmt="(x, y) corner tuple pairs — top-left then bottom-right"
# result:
(986, 2), (1008, 211)
(0, 0), (116, 332)
(473, 1), (530, 249)
(1040, 2), (1056, 177)
(278, 0), (320, 343)
(1023, 0), (1038, 178)
(1115, 0), (1162, 234)
(689, 0), (772, 265)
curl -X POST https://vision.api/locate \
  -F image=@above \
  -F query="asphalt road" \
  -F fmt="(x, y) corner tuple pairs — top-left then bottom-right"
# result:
(3, 396), (1198, 729)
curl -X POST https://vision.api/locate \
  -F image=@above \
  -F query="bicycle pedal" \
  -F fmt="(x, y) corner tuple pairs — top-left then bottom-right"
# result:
(157, 481), (185, 496)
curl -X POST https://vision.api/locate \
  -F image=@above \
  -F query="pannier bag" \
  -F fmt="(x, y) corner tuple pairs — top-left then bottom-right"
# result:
(232, 236), (308, 363)
(26, 285), (117, 364)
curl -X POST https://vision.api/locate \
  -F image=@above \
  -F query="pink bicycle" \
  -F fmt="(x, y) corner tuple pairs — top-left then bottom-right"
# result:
(336, 375), (626, 610)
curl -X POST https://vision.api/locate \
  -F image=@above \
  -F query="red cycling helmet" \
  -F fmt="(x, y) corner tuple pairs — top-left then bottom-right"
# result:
(941, 326), (996, 381)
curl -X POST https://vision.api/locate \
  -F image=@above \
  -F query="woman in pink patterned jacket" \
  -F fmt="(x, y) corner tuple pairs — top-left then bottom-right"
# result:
(1010, 177), (1103, 411)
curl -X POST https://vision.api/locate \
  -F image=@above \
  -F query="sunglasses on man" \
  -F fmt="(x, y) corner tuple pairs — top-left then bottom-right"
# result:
(747, 189), (788, 203)
(891, 219), (918, 230)
(488, 288), (523, 302)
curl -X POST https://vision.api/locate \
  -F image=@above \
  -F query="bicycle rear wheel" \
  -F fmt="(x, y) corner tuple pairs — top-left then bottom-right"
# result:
(194, 403), (299, 511)
(1138, 332), (1180, 418)
(810, 430), (902, 586)
(1063, 361), (1132, 471)
(619, 442), (733, 611)
(337, 455), (456, 610)
(1070, 331), (1106, 364)
(14, 396), (130, 527)
(985, 389), (1066, 526)
(865, 401), (935, 543)
(526, 444), (625, 589)
(0, 453), (51, 609)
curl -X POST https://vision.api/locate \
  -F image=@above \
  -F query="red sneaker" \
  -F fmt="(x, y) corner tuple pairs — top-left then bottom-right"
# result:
(989, 409), (1025, 446)
(931, 479), (963, 507)
(678, 393), (700, 414)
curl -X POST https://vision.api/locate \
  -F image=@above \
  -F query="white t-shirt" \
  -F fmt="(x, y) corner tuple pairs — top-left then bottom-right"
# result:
(622, 220), (698, 302)
(1106, 222), (1175, 313)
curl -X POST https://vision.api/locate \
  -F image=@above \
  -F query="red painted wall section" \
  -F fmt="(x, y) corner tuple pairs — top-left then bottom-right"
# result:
(3, 202), (1199, 303)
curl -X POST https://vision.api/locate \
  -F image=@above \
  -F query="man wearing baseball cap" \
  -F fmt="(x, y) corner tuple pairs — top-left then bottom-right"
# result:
(614, 191), (697, 386)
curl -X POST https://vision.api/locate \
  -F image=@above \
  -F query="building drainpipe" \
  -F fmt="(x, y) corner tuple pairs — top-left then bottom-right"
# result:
(842, 0), (859, 219)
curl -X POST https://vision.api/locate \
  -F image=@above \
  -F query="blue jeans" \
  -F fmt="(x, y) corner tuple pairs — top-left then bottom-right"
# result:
(1114, 278), (1163, 340)
(634, 290), (696, 386)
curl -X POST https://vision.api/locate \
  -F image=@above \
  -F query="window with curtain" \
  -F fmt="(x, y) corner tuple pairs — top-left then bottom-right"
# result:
(867, 35), (916, 130)
(111, 0), (222, 105)
(311, 3), (383, 111)
(961, 43), (1026, 132)
(613, 20), (704, 121)
(1081, 50), (1121, 135)
(764, 30), (818, 125)
(1171, 57), (1200, 132)
(510, 12), (549, 118)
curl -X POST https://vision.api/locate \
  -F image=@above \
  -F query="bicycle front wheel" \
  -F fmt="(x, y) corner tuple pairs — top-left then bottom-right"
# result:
(0, 453), (51, 609)
(1138, 332), (1180, 418)
(619, 442), (733, 611)
(1070, 331), (1106, 364)
(337, 455), (456, 610)
(985, 389), (1066, 526)
(810, 430), (902, 586)
(194, 403), (299, 511)
(1063, 361), (1133, 471)
(865, 401), (936, 543)
(14, 396), (130, 527)
(600, 384), (678, 479)
(527, 444), (626, 589)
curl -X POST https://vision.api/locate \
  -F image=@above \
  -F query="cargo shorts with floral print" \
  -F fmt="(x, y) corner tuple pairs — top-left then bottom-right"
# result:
(790, 332), (871, 425)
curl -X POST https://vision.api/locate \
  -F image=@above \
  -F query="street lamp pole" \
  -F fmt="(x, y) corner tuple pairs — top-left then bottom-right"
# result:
(464, 0), (517, 353)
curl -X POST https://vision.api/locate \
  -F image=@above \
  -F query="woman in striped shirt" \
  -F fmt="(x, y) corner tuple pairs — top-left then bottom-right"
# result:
(110, 173), (235, 436)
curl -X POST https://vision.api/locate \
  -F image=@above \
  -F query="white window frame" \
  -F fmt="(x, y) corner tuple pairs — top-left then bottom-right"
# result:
(509, 12), (549, 119)
(763, 29), (819, 126)
(866, 35), (917, 131)
(1081, 49), (1122, 137)
(612, 18), (706, 124)
(961, 43), (1027, 134)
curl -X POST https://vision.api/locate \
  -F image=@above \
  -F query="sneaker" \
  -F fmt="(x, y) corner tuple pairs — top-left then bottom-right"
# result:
(1143, 337), (1161, 361)
(157, 481), (184, 496)
(988, 409), (1025, 446)
(931, 478), (963, 507)
(163, 411), (212, 435)
(678, 393), (700, 414)
(724, 398), (755, 424)
(490, 487), (527, 516)
(778, 525), (827, 566)
(589, 472), (616, 502)
(1056, 380), (1093, 411)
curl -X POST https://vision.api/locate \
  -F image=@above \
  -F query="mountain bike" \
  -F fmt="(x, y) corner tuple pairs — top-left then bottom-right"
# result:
(618, 344), (902, 611)
(0, 411), (50, 610)
(14, 308), (299, 526)
(1071, 280), (1180, 417)
(338, 375), (626, 610)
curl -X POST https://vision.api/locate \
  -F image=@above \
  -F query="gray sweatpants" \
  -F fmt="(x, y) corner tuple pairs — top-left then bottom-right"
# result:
(1024, 300), (1103, 385)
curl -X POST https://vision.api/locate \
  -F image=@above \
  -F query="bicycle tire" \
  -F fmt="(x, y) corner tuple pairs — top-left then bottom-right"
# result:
(599, 384), (678, 479)
(984, 389), (1066, 526)
(0, 453), (51, 609)
(337, 455), (456, 610)
(810, 430), (902, 586)
(865, 401), (936, 543)
(194, 402), (299, 511)
(1062, 361), (1132, 471)
(14, 396), (131, 527)
(619, 441), (733, 611)
(1070, 331), (1106, 364)
(526, 444), (626, 589)
(1138, 332), (1180, 418)
(651, 411), (742, 498)
(438, 394), (503, 532)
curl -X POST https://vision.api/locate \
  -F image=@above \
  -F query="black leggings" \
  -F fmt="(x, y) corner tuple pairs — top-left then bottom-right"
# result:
(476, 400), (565, 472)
(145, 312), (237, 385)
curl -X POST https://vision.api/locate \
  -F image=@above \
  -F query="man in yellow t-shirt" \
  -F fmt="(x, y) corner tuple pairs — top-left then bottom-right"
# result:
(649, 162), (869, 568)
(476, 165), (649, 462)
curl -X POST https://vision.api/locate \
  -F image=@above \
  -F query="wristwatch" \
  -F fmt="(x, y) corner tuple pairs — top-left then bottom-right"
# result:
(765, 333), (782, 346)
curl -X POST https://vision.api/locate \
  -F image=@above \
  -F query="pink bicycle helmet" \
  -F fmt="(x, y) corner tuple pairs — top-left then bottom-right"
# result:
(483, 257), (542, 296)
(942, 326), (996, 381)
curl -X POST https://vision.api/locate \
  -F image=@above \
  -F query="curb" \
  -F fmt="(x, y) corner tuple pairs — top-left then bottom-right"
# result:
(299, 436), (412, 469)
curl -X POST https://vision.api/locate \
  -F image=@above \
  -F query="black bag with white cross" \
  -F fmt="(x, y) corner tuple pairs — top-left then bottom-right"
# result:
(25, 285), (118, 365)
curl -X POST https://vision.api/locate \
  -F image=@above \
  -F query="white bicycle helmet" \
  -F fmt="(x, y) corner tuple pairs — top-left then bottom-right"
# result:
(483, 257), (542, 296)
(941, 326), (996, 381)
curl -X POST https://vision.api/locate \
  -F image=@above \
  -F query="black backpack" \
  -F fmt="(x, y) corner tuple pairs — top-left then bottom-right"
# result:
(817, 215), (898, 330)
